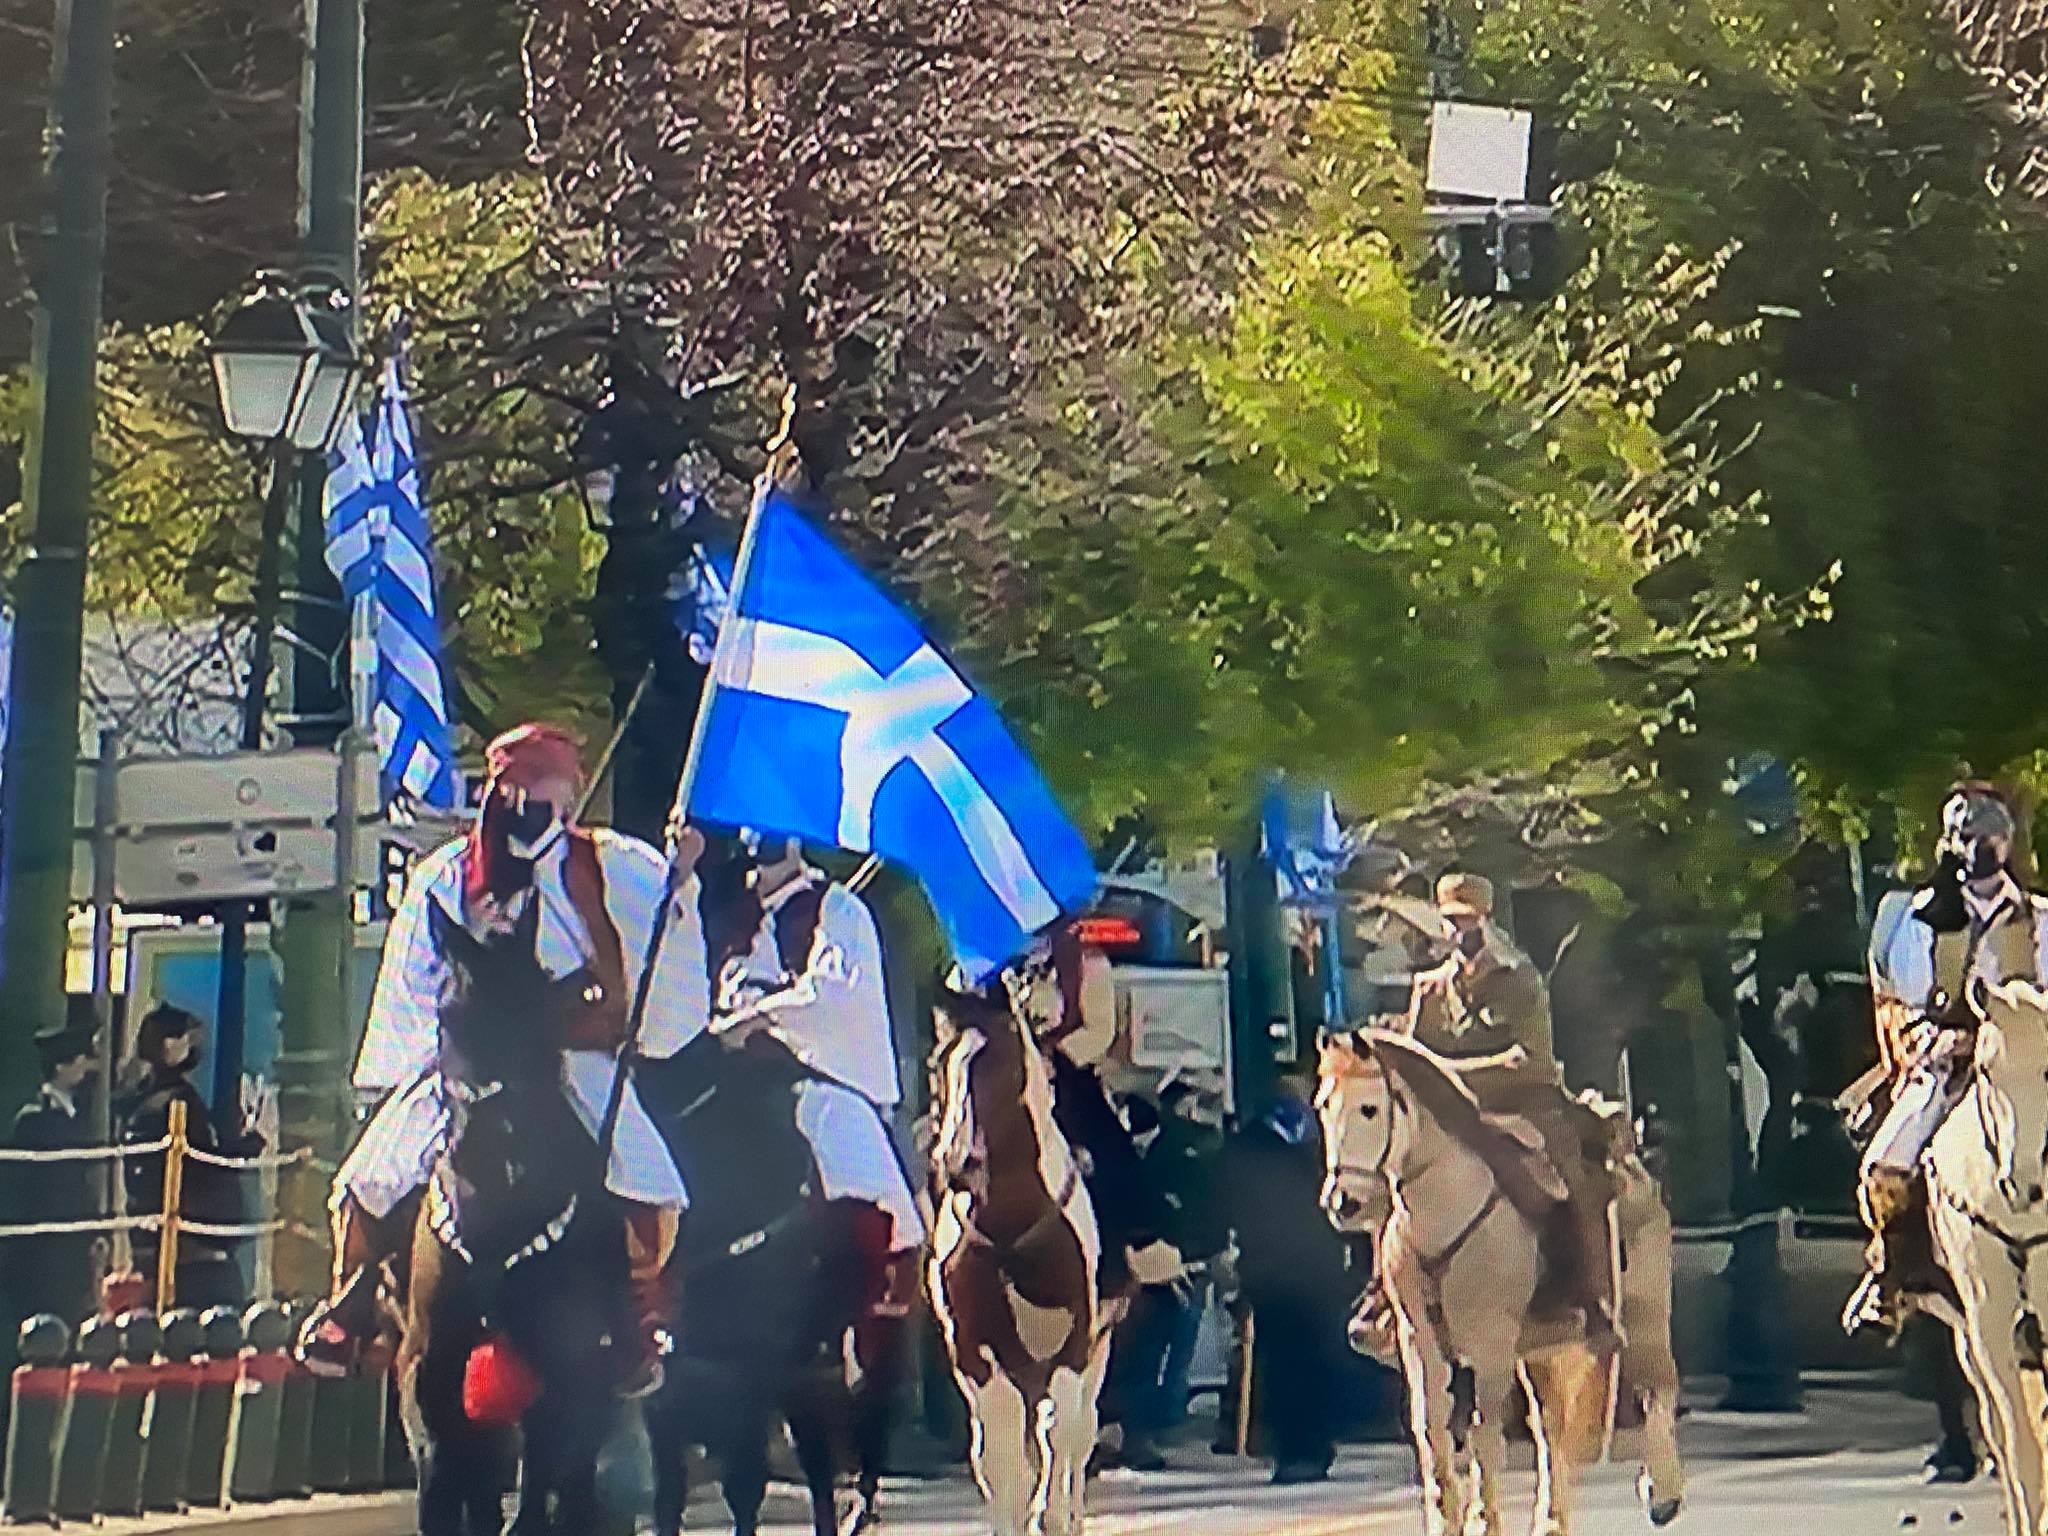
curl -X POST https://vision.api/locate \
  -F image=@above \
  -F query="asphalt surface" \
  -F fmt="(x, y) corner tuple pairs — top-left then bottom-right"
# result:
(95, 1384), (2009, 1534)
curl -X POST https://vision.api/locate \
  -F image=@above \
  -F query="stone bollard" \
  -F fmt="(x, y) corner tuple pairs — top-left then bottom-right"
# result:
(227, 1301), (293, 1504)
(100, 1311), (162, 1519)
(140, 1308), (204, 1512)
(272, 1299), (316, 1499)
(2, 1315), (72, 1525)
(52, 1315), (121, 1522)
(346, 1351), (392, 1490)
(185, 1305), (245, 1507)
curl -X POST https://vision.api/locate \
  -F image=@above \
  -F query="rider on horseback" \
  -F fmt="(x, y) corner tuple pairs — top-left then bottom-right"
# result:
(1391, 873), (1622, 1352)
(712, 834), (928, 1299)
(298, 723), (712, 1396)
(1844, 783), (2048, 1337)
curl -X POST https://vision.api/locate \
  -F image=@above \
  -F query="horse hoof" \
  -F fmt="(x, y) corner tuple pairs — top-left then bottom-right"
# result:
(1650, 1498), (1683, 1527)
(840, 1503), (880, 1536)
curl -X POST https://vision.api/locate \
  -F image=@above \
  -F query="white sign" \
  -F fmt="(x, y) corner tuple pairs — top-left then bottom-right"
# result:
(1115, 966), (1231, 1074)
(70, 747), (384, 904)
(1426, 101), (1537, 204)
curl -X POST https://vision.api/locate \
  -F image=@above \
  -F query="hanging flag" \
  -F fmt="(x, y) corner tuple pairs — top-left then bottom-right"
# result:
(0, 605), (12, 785)
(680, 491), (1097, 981)
(323, 351), (464, 811)
(1262, 780), (1355, 909)
(676, 544), (735, 667)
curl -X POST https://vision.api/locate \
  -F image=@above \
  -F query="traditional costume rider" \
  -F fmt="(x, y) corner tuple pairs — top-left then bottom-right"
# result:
(714, 837), (928, 1268)
(1843, 784), (2048, 1336)
(298, 724), (710, 1391)
(1397, 872), (1621, 1350)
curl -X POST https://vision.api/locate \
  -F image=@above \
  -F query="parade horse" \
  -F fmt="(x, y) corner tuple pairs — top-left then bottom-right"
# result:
(1924, 977), (2048, 1536)
(637, 1030), (856, 1536)
(397, 904), (626, 1536)
(929, 988), (1111, 1536)
(1318, 1031), (1684, 1536)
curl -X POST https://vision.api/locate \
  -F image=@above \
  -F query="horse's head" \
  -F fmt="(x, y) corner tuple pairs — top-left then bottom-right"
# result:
(931, 987), (1039, 1199)
(430, 901), (583, 1088)
(1315, 1034), (1398, 1233)
(1968, 976), (2048, 1211)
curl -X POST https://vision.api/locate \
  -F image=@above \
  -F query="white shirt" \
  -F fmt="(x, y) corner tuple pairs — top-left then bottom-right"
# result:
(724, 878), (900, 1108)
(1873, 877), (2048, 1009)
(353, 828), (711, 1092)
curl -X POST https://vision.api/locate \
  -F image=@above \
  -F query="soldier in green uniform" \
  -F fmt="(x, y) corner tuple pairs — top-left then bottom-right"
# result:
(1399, 873), (1621, 1350)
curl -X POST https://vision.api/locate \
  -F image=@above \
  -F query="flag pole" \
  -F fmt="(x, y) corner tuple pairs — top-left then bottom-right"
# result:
(595, 393), (800, 1163)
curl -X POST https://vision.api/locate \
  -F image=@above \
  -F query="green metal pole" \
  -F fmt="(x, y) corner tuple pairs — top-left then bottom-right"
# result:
(0, 0), (117, 1119)
(274, 0), (364, 1297)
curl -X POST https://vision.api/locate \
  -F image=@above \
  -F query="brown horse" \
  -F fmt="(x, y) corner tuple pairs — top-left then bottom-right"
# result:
(929, 989), (1109, 1536)
(395, 906), (627, 1536)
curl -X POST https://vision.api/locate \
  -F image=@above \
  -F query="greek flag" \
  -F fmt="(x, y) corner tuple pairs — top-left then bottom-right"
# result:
(324, 353), (464, 810)
(682, 492), (1098, 981)
(0, 605), (11, 784)
(1263, 781), (1354, 909)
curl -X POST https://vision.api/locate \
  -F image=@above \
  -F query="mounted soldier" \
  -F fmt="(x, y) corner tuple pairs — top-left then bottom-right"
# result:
(1389, 872), (1621, 1351)
(298, 723), (711, 1395)
(710, 834), (927, 1285)
(1844, 783), (2048, 1346)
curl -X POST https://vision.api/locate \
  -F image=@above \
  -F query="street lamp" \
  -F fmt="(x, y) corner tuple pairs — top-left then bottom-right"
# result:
(202, 269), (359, 1118)
(208, 270), (360, 452)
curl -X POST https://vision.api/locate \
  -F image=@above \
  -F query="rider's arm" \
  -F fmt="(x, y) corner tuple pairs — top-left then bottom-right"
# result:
(594, 831), (709, 1059)
(351, 846), (460, 1093)
(761, 885), (899, 1104)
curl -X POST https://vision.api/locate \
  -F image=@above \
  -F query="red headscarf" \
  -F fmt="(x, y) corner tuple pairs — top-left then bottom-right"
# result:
(465, 724), (586, 907)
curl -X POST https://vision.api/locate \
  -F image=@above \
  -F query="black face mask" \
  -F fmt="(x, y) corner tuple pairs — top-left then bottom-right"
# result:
(501, 796), (558, 847)
(1955, 840), (2005, 882)
(1455, 925), (1487, 958)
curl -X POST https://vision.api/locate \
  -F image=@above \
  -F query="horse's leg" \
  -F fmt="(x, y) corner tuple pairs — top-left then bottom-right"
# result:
(959, 1366), (1034, 1536)
(1623, 1299), (1685, 1526)
(788, 1377), (846, 1536)
(1948, 1220), (2043, 1536)
(1459, 1322), (1522, 1536)
(848, 1313), (908, 1534)
(718, 1400), (773, 1536)
(1396, 1310), (1466, 1536)
(1041, 1328), (1111, 1536)
(1520, 1358), (1569, 1536)
(645, 1389), (689, 1536)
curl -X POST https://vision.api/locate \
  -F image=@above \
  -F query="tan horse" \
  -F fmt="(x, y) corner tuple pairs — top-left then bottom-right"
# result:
(929, 989), (1111, 1536)
(1318, 1030), (1683, 1536)
(1925, 977), (2048, 1536)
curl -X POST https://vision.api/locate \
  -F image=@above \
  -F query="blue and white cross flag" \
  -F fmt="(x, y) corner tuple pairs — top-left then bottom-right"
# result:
(324, 350), (465, 811)
(681, 491), (1098, 982)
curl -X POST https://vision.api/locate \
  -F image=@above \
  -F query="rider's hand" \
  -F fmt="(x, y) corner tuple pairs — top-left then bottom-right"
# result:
(667, 819), (706, 878)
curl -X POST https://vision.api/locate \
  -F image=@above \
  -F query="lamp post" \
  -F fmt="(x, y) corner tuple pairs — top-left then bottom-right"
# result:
(205, 271), (359, 1115)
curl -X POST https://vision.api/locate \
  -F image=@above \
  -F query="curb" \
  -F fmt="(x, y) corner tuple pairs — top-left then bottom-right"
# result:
(96, 1492), (414, 1536)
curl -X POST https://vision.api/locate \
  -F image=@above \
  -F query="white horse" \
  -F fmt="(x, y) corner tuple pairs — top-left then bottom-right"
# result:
(928, 988), (1111, 1536)
(1926, 977), (2048, 1535)
(1319, 1030), (1684, 1536)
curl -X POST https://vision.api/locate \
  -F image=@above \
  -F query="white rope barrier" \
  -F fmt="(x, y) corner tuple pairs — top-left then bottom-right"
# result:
(183, 1144), (314, 1171)
(0, 1214), (164, 1239)
(0, 1137), (170, 1164)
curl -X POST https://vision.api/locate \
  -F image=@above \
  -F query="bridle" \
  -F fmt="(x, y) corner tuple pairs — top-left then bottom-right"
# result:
(1325, 1056), (1509, 1334)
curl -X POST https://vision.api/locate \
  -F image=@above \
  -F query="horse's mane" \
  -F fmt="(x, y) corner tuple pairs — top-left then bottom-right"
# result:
(1359, 1029), (1500, 1152)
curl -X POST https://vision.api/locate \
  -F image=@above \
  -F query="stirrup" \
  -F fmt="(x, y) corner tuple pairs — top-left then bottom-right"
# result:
(1841, 1273), (1903, 1340)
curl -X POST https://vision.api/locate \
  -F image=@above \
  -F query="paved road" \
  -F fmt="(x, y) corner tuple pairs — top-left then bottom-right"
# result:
(99, 1386), (2012, 1534)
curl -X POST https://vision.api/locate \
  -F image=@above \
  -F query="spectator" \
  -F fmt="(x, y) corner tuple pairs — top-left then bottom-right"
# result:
(1150, 1081), (1230, 1430)
(1222, 1073), (1351, 1485)
(3, 1002), (104, 1333)
(120, 1004), (265, 1309)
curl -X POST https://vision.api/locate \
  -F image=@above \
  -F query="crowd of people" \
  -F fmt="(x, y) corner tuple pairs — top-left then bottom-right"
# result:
(0, 998), (268, 1369)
